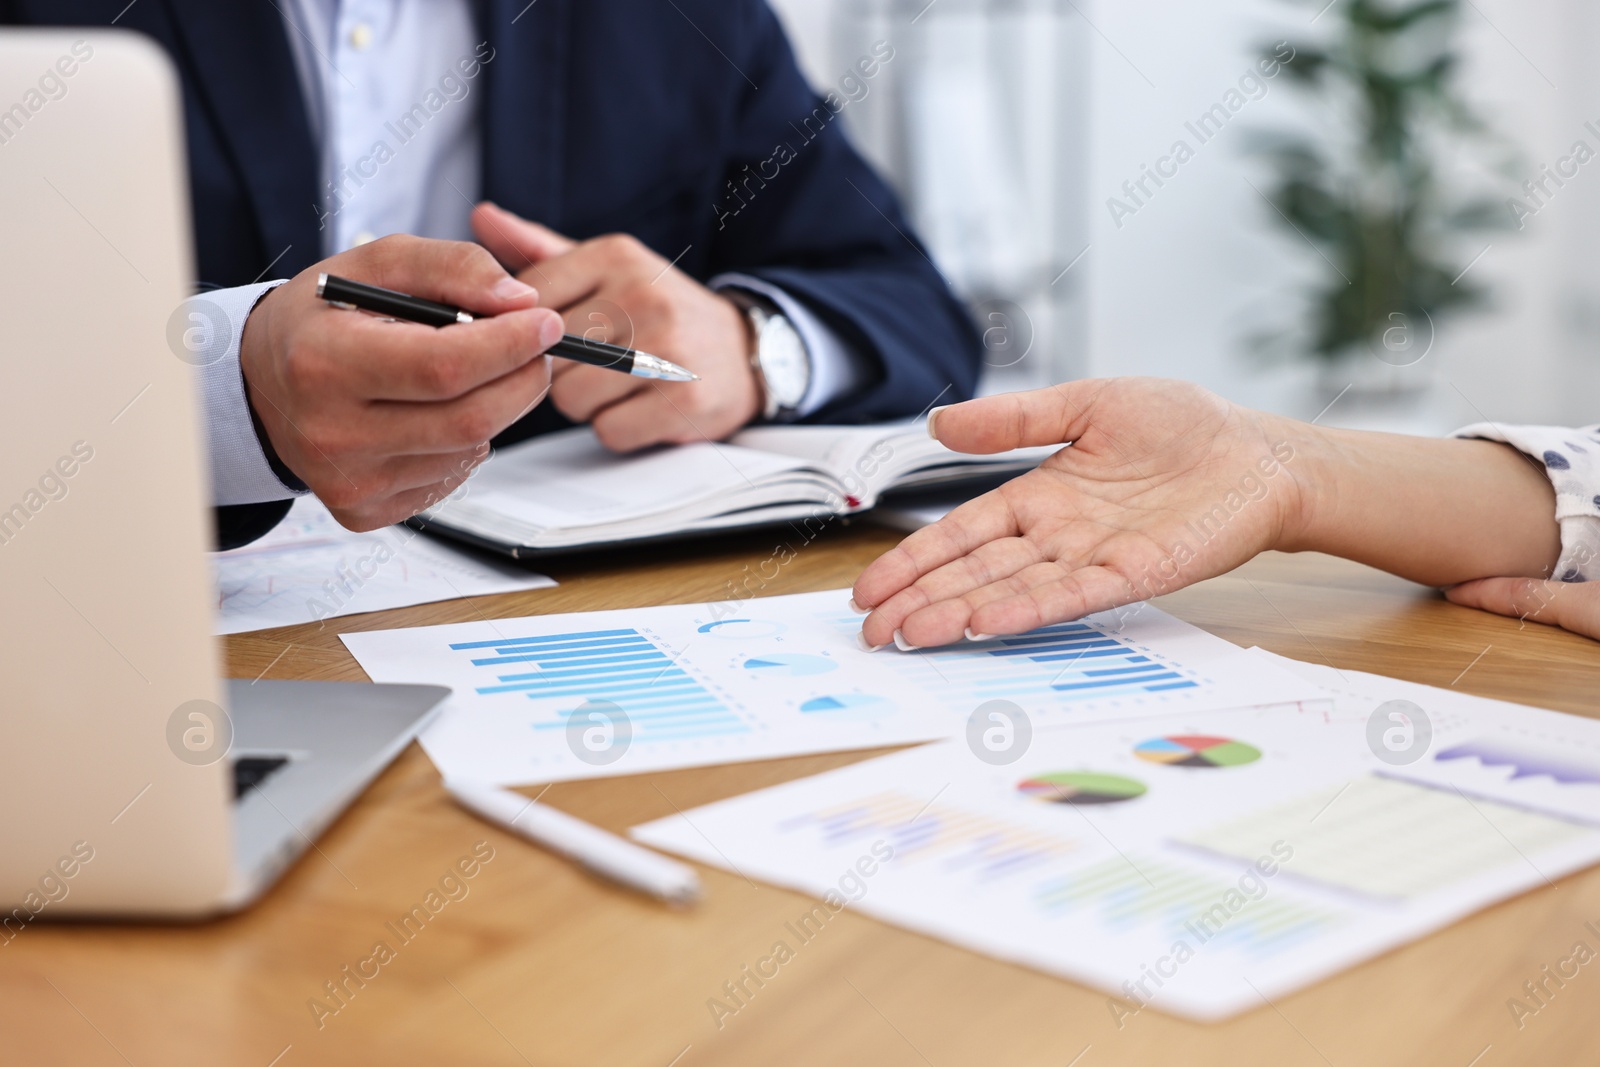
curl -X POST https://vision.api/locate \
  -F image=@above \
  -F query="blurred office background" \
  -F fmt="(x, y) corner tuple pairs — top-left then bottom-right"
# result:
(768, 0), (1600, 433)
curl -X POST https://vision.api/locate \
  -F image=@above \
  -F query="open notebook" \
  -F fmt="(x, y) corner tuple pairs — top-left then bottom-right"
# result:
(411, 423), (1056, 557)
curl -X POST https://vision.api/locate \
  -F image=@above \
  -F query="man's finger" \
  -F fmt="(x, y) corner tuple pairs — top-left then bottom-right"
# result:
(329, 306), (561, 401)
(366, 354), (552, 453)
(550, 361), (644, 424)
(507, 233), (667, 312)
(356, 233), (543, 315)
(328, 476), (478, 533)
(319, 444), (487, 525)
(470, 202), (578, 272)
(588, 389), (687, 452)
(562, 295), (641, 352)
(509, 241), (624, 312)
(1446, 578), (1600, 640)
(379, 445), (492, 496)
(928, 381), (1116, 455)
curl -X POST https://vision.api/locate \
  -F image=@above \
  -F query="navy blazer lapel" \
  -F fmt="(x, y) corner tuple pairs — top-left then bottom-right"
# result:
(479, 0), (569, 230)
(161, 0), (322, 279)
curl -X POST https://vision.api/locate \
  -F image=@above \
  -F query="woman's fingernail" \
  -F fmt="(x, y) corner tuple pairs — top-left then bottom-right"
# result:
(855, 632), (887, 653)
(964, 629), (993, 642)
(848, 598), (869, 615)
(892, 630), (921, 652)
(495, 276), (537, 301)
(927, 405), (950, 441)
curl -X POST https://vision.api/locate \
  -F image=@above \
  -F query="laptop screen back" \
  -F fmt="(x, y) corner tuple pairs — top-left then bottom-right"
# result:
(0, 29), (232, 916)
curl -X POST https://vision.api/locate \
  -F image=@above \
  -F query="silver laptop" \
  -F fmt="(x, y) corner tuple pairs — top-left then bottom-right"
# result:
(0, 29), (447, 917)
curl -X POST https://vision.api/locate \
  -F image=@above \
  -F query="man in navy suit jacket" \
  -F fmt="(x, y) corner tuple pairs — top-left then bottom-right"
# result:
(1, 1), (980, 547)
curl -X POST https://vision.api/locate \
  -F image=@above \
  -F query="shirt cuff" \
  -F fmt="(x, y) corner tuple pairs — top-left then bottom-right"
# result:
(1453, 421), (1600, 582)
(192, 281), (310, 506)
(710, 272), (873, 418)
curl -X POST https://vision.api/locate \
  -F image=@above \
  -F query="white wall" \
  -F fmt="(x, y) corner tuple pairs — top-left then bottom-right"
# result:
(1078, 0), (1312, 414)
(768, 0), (1599, 430)
(1445, 0), (1600, 429)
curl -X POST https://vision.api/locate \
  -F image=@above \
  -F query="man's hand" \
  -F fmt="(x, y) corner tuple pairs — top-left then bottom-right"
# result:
(1446, 579), (1600, 641)
(240, 235), (563, 531)
(852, 379), (1306, 648)
(471, 201), (761, 451)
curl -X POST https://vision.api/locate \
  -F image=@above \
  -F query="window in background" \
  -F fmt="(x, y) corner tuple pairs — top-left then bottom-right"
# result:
(791, 0), (1093, 395)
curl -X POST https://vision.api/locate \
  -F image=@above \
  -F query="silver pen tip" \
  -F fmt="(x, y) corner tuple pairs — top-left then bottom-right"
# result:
(634, 353), (698, 382)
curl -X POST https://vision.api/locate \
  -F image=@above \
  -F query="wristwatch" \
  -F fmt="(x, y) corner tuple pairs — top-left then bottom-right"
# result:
(728, 291), (811, 423)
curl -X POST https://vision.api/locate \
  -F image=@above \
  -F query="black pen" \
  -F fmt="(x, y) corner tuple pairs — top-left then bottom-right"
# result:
(315, 272), (700, 382)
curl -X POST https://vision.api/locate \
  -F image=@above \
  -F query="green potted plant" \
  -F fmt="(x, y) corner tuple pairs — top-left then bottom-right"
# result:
(1251, 0), (1510, 393)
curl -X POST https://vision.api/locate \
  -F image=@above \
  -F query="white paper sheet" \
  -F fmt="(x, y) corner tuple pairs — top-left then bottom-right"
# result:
(339, 589), (1326, 786)
(1246, 649), (1600, 827)
(632, 651), (1600, 1020)
(212, 496), (555, 635)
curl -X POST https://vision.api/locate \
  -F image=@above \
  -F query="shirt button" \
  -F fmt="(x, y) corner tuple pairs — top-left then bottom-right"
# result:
(348, 22), (373, 50)
(352, 231), (376, 247)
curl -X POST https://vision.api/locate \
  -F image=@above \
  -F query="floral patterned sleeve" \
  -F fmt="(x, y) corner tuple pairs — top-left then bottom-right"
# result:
(1453, 422), (1600, 583)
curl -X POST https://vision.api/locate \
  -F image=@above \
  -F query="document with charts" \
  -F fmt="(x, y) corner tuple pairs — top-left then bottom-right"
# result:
(340, 589), (1325, 785)
(633, 649), (1600, 1019)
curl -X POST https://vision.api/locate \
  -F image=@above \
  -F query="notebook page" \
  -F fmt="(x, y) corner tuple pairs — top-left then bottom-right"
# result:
(423, 427), (830, 538)
(733, 422), (931, 505)
(735, 422), (1059, 502)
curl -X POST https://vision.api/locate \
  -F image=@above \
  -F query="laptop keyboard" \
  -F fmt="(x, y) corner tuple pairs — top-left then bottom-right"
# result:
(233, 756), (290, 800)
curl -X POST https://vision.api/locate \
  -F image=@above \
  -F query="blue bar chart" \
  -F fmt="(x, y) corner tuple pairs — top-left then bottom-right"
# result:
(824, 614), (1202, 706)
(448, 627), (751, 743)
(967, 622), (1198, 696)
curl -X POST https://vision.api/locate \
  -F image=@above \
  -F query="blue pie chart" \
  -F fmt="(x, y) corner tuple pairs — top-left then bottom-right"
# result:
(743, 654), (838, 676)
(800, 693), (893, 720)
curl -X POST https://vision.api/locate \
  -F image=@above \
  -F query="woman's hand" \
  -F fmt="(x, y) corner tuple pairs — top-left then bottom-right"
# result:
(853, 376), (1572, 649)
(1446, 579), (1600, 641)
(852, 379), (1307, 648)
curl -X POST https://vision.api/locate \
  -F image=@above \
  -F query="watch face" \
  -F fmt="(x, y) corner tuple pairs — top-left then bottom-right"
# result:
(760, 315), (810, 410)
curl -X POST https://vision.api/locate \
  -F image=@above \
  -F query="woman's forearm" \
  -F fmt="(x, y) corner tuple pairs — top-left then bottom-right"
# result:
(1276, 421), (1563, 586)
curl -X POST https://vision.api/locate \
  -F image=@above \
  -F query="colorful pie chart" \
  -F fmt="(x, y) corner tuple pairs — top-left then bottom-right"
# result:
(1017, 772), (1147, 805)
(1133, 735), (1262, 769)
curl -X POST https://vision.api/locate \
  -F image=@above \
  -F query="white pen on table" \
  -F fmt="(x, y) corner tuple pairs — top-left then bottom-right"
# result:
(444, 779), (702, 906)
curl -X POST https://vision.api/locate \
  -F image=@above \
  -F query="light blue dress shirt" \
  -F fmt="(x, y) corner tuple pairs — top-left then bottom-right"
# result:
(194, 0), (867, 507)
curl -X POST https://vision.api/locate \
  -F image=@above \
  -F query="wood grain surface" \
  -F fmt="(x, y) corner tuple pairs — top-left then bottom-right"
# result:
(6, 521), (1598, 1067)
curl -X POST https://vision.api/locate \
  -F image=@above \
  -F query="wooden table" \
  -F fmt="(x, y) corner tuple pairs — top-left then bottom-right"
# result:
(7, 524), (1599, 1067)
